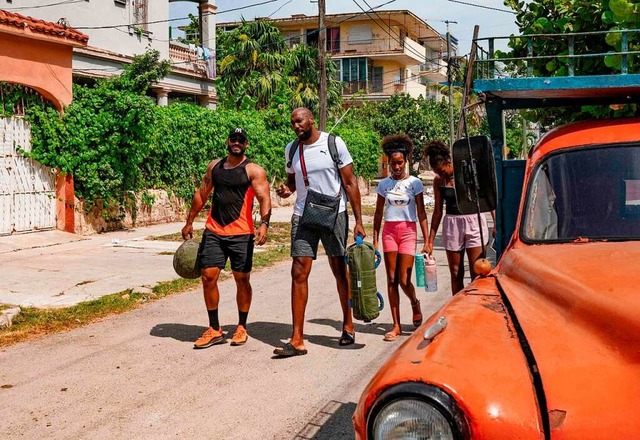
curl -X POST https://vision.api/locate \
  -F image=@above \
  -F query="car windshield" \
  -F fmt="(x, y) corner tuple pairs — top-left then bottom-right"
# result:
(522, 143), (640, 242)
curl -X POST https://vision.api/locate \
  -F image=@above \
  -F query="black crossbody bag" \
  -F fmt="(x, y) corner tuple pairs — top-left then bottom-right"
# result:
(287, 134), (343, 231)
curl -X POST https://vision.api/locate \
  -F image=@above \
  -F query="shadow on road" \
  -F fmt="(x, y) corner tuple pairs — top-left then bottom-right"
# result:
(309, 318), (388, 336)
(149, 323), (206, 342)
(150, 320), (391, 351)
(150, 321), (290, 346)
(294, 400), (356, 440)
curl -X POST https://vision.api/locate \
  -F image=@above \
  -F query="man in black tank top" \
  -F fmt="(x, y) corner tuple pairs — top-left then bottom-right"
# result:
(182, 128), (272, 349)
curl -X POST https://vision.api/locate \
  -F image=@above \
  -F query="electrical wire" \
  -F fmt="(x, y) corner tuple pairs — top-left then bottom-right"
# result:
(351, 0), (433, 63)
(2, 0), (85, 11)
(74, 0), (281, 30)
(268, 0), (293, 19)
(447, 0), (516, 15)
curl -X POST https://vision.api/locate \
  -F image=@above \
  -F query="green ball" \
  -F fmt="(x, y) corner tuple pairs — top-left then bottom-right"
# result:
(173, 239), (202, 279)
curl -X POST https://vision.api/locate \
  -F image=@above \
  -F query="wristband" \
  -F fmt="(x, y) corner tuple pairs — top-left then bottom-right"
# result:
(260, 220), (270, 228)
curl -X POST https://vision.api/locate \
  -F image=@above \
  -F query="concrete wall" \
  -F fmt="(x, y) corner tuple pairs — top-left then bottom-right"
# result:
(12, 1), (170, 59)
(74, 190), (187, 235)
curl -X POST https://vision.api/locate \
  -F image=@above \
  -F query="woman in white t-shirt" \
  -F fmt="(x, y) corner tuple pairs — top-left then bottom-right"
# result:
(373, 134), (430, 342)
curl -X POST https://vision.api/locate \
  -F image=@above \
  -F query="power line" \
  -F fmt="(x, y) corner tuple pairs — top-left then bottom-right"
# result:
(2, 0), (84, 11)
(447, 0), (516, 15)
(351, 0), (431, 63)
(73, 0), (281, 30)
(268, 0), (293, 19)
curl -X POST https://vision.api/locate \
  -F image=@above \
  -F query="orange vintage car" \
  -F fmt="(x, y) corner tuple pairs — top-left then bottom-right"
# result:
(352, 117), (640, 439)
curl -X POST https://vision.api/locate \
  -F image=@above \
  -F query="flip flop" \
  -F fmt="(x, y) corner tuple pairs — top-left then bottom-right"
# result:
(273, 342), (308, 357)
(338, 330), (355, 346)
(411, 299), (423, 328)
(383, 332), (400, 342)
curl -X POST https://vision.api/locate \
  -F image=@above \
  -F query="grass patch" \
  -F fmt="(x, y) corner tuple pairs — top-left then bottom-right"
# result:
(0, 224), (293, 348)
(147, 221), (292, 244)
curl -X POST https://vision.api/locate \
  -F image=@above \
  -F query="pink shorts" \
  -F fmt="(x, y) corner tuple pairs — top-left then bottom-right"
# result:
(442, 214), (489, 251)
(382, 221), (417, 255)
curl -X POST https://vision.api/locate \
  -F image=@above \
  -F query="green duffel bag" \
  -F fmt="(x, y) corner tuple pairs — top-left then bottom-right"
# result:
(346, 236), (384, 322)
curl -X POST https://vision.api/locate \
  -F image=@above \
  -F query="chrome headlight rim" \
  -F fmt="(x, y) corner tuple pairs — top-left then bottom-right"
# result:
(366, 382), (469, 440)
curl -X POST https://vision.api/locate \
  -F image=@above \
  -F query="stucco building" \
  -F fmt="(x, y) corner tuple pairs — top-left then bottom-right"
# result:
(219, 10), (453, 104)
(3, 0), (217, 108)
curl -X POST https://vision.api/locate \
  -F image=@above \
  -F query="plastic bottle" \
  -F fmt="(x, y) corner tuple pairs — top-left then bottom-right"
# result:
(414, 253), (426, 287)
(425, 254), (438, 292)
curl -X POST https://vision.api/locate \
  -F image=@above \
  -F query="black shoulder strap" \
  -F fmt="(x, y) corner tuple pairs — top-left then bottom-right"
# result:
(286, 135), (342, 169)
(327, 134), (342, 167)
(286, 139), (300, 169)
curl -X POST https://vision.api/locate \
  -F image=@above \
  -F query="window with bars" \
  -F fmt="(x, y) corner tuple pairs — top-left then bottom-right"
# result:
(303, 27), (340, 53)
(339, 57), (370, 94)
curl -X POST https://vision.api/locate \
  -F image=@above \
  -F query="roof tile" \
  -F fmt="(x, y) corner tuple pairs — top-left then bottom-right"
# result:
(0, 9), (88, 44)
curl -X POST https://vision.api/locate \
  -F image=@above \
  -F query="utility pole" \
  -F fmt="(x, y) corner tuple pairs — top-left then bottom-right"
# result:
(318, 0), (327, 131)
(445, 20), (457, 147)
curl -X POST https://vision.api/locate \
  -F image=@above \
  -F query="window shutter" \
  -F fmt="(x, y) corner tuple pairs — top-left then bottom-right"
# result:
(348, 24), (373, 44)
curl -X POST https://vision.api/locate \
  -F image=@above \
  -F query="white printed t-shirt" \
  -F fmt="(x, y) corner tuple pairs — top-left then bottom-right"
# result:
(376, 175), (424, 222)
(285, 132), (352, 216)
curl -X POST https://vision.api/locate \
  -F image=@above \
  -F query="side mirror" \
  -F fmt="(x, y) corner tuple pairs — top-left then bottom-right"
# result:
(452, 136), (497, 214)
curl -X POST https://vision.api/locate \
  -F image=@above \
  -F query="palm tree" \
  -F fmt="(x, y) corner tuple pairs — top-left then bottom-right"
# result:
(217, 20), (288, 109)
(284, 44), (342, 115)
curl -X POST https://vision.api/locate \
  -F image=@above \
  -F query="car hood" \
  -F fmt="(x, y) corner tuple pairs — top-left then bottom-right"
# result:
(498, 241), (640, 438)
(353, 277), (544, 439)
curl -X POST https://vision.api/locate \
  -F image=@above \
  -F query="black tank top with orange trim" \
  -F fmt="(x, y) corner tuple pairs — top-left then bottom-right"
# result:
(205, 158), (255, 237)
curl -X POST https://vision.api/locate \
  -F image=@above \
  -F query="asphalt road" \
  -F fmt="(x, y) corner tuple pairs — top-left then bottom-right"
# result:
(0, 251), (453, 439)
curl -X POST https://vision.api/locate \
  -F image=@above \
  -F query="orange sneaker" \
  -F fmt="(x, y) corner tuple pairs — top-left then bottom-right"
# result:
(193, 327), (224, 349)
(230, 326), (248, 346)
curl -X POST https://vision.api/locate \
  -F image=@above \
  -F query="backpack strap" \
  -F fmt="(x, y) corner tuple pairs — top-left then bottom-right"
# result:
(327, 134), (342, 167)
(287, 135), (342, 169)
(286, 139), (300, 169)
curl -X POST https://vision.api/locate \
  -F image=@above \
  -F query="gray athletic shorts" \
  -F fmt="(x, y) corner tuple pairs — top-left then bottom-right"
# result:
(291, 211), (348, 259)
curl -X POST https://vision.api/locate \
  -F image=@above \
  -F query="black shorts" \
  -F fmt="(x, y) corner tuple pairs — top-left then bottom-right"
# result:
(198, 229), (254, 273)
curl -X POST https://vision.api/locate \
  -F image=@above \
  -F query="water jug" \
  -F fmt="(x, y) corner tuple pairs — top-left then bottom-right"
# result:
(425, 254), (437, 292)
(414, 253), (426, 287)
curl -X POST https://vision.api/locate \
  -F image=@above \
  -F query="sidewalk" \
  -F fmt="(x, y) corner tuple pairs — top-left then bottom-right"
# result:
(0, 201), (302, 308)
(0, 195), (470, 310)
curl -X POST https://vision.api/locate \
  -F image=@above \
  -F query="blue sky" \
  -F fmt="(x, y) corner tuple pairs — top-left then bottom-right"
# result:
(169, 0), (522, 54)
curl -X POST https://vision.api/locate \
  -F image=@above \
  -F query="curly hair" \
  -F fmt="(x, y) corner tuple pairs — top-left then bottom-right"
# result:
(381, 133), (414, 160)
(424, 140), (451, 168)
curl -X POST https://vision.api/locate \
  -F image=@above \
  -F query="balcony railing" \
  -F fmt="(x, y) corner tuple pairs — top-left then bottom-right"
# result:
(169, 42), (207, 74)
(341, 80), (397, 95)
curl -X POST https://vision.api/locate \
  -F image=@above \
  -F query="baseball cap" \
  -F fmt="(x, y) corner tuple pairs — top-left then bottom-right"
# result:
(228, 127), (248, 142)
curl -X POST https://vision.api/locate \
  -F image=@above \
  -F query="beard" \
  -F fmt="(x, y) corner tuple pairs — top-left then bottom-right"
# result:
(227, 145), (244, 156)
(297, 129), (312, 141)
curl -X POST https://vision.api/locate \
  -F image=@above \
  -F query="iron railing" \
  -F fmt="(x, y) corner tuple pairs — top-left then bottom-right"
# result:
(475, 29), (640, 80)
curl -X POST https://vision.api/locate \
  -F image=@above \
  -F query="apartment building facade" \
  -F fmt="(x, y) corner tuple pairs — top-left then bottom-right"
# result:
(220, 10), (452, 103)
(2, 0), (217, 107)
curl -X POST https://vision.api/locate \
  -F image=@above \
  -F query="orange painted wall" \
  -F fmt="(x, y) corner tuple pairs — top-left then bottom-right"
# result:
(55, 173), (75, 233)
(0, 32), (73, 110)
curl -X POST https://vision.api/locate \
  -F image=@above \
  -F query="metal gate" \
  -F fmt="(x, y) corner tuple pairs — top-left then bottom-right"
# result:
(0, 117), (56, 235)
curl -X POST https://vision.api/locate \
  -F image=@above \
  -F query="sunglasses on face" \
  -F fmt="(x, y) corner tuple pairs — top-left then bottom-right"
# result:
(229, 136), (246, 143)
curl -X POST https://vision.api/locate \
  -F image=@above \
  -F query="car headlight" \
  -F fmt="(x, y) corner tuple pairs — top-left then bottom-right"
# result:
(367, 383), (468, 440)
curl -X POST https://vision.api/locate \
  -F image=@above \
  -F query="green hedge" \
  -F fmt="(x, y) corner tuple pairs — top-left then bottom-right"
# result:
(26, 91), (381, 209)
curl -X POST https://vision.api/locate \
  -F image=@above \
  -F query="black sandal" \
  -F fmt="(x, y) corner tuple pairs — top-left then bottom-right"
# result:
(273, 342), (308, 357)
(411, 300), (423, 328)
(338, 330), (355, 346)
